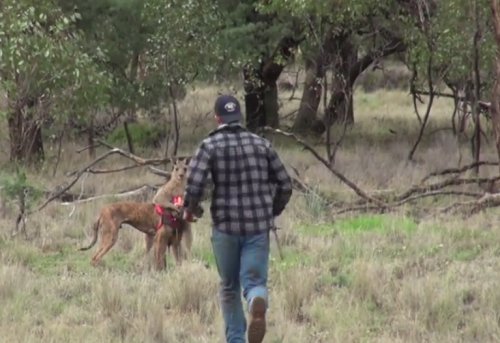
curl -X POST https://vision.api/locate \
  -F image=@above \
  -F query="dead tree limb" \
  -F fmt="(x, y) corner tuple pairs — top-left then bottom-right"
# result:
(33, 142), (190, 213)
(263, 127), (388, 208)
(392, 190), (484, 207)
(59, 184), (160, 205)
(420, 160), (499, 182)
(396, 175), (500, 201)
(441, 192), (500, 214)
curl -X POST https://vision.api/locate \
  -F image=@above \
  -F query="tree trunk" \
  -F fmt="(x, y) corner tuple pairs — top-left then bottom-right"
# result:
(244, 36), (300, 132)
(490, 0), (500, 174)
(292, 58), (324, 133)
(313, 34), (406, 134)
(9, 94), (45, 164)
(7, 104), (45, 165)
(8, 108), (24, 162)
(293, 30), (338, 134)
(243, 67), (281, 131)
(244, 67), (266, 131)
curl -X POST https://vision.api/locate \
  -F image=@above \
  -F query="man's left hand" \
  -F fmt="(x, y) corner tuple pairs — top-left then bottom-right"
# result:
(182, 209), (195, 222)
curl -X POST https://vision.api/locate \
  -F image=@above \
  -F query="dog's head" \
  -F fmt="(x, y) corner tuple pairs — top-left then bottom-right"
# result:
(170, 157), (191, 182)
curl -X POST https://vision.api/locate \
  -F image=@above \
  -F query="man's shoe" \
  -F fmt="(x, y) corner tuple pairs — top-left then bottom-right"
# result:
(248, 296), (266, 343)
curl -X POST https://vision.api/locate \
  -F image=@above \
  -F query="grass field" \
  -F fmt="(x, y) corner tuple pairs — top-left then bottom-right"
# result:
(0, 86), (499, 342)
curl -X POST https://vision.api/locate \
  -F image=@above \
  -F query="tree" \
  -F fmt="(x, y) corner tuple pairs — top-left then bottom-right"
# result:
(0, 0), (110, 165)
(404, 0), (495, 163)
(261, 0), (408, 134)
(60, 0), (222, 155)
(215, 1), (302, 131)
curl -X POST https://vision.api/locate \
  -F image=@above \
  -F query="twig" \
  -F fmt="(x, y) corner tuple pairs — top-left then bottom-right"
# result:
(76, 143), (100, 154)
(271, 226), (284, 260)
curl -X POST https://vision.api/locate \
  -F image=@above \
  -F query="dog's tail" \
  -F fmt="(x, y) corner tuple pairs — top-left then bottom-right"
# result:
(79, 217), (100, 251)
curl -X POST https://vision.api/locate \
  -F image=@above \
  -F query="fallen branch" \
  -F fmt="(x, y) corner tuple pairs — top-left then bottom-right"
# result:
(263, 127), (388, 208)
(60, 184), (159, 205)
(34, 148), (128, 213)
(392, 190), (484, 207)
(420, 160), (499, 182)
(395, 176), (500, 201)
(441, 192), (500, 214)
(33, 141), (190, 213)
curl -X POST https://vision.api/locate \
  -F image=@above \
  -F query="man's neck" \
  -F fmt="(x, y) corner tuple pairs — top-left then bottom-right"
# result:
(217, 121), (241, 129)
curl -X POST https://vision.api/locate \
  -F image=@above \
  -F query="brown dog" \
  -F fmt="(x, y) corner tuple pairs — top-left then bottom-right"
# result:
(79, 158), (202, 270)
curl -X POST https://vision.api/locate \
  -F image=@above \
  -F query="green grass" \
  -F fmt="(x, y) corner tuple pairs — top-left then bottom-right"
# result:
(1, 87), (500, 342)
(296, 214), (417, 237)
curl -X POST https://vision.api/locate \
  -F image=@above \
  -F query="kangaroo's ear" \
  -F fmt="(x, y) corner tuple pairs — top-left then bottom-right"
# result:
(184, 156), (192, 165)
(169, 157), (177, 166)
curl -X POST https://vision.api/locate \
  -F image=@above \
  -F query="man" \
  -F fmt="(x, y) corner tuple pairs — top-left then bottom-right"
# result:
(182, 94), (293, 343)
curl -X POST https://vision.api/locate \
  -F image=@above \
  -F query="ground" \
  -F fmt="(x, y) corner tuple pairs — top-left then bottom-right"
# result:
(0, 85), (499, 342)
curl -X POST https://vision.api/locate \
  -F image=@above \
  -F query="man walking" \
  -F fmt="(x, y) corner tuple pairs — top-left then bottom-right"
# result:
(182, 94), (293, 343)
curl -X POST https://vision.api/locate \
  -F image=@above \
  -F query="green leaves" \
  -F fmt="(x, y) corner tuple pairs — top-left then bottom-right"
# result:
(0, 0), (111, 114)
(0, 169), (43, 210)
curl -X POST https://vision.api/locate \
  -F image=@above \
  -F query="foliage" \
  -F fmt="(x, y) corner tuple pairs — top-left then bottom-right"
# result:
(215, 0), (300, 74)
(61, 0), (222, 113)
(0, 0), (111, 120)
(0, 169), (43, 211)
(106, 122), (164, 148)
(403, 0), (495, 90)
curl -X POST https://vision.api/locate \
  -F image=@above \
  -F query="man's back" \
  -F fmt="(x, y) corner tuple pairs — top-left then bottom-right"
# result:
(186, 124), (292, 235)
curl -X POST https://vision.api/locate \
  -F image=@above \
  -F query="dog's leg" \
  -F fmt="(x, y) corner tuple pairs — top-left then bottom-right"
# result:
(145, 234), (154, 254)
(143, 233), (155, 270)
(181, 224), (193, 259)
(172, 242), (182, 266)
(154, 227), (168, 271)
(91, 222), (119, 266)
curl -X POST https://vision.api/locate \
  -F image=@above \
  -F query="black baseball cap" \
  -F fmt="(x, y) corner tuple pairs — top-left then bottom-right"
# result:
(214, 95), (242, 123)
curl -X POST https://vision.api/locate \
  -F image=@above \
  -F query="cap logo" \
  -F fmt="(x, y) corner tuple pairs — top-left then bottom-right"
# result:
(224, 102), (237, 112)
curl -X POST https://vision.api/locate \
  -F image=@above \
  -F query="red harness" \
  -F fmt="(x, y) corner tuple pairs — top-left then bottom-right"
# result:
(154, 196), (184, 231)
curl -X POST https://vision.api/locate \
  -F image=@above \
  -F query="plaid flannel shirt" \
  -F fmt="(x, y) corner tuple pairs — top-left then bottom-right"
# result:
(183, 123), (292, 235)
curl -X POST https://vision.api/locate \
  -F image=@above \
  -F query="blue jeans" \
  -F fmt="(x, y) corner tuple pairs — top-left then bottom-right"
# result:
(211, 229), (270, 343)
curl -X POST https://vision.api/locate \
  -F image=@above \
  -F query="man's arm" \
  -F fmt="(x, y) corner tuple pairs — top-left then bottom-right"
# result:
(183, 142), (211, 217)
(268, 147), (293, 217)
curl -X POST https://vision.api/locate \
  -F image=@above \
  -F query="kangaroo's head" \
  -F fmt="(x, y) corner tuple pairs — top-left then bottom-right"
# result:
(170, 157), (191, 183)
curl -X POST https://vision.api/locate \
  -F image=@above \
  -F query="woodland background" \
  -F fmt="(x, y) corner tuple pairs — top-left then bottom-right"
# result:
(1, 1), (500, 342)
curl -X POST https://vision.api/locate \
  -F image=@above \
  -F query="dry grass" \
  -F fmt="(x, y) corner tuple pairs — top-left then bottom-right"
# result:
(1, 86), (500, 342)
